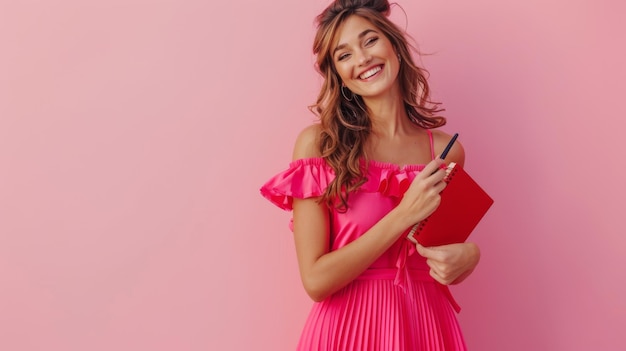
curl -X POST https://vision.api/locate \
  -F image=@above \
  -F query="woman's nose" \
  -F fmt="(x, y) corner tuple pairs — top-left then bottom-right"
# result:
(356, 49), (372, 65)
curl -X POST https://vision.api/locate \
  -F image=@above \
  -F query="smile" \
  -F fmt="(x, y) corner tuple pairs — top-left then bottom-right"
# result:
(359, 65), (382, 80)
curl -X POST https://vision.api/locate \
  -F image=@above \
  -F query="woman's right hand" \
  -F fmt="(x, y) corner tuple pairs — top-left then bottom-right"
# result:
(395, 158), (448, 228)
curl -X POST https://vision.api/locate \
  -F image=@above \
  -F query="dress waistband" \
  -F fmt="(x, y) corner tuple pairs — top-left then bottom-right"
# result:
(355, 268), (433, 281)
(354, 267), (462, 313)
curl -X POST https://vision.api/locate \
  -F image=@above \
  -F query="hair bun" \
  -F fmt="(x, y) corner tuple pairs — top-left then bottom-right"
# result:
(328, 0), (390, 16)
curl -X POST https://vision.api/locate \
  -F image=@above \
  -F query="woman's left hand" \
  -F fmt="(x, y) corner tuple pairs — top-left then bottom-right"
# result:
(415, 242), (481, 285)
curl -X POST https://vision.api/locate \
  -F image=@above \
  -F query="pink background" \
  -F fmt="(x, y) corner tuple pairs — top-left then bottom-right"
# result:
(1, 0), (624, 350)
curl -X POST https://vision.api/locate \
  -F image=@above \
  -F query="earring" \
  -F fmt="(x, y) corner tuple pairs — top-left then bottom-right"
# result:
(397, 53), (402, 63)
(341, 85), (354, 101)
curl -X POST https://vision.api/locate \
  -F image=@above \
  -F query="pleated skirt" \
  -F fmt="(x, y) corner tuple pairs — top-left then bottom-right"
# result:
(296, 269), (466, 351)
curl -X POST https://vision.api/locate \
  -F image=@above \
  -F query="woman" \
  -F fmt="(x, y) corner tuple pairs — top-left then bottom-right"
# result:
(260, 0), (480, 349)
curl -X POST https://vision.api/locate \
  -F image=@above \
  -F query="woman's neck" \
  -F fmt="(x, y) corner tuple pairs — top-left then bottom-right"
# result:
(364, 91), (413, 139)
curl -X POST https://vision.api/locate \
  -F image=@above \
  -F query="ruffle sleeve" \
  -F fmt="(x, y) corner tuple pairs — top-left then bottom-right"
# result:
(260, 158), (334, 211)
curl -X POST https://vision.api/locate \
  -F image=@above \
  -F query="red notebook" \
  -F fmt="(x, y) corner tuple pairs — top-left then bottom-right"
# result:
(406, 162), (494, 247)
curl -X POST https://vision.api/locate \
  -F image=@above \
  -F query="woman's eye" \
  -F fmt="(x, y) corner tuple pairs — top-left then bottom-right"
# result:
(365, 37), (379, 46)
(338, 53), (350, 61)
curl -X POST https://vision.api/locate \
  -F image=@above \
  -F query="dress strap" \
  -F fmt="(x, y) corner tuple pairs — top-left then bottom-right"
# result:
(426, 129), (435, 160)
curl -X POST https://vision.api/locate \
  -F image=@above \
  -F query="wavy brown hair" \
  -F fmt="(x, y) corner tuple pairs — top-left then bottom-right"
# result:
(311, 0), (446, 210)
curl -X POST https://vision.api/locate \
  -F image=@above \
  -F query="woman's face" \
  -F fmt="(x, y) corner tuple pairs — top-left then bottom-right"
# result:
(332, 15), (400, 100)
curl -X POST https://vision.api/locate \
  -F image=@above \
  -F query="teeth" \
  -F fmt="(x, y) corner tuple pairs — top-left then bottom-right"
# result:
(360, 66), (381, 79)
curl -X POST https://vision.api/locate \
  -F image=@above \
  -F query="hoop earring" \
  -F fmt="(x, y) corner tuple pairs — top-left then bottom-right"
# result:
(354, 96), (366, 112)
(341, 85), (354, 101)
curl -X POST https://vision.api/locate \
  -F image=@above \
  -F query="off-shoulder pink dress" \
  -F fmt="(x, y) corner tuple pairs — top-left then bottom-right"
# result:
(260, 130), (466, 350)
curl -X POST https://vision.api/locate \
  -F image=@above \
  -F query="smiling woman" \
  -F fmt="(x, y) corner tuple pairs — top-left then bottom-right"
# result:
(260, 0), (479, 350)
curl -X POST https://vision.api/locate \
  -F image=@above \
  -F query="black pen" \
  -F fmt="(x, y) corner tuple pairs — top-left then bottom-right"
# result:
(439, 133), (458, 160)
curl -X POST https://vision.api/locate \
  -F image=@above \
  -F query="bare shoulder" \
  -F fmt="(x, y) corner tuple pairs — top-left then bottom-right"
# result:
(292, 124), (323, 161)
(430, 129), (466, 167)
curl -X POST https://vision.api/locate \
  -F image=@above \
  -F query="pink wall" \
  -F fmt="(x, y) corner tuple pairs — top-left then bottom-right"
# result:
(1, 0), (624, 350)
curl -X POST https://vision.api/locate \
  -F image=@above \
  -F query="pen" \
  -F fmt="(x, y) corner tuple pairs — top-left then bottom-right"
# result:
(439, 133), (458, 160)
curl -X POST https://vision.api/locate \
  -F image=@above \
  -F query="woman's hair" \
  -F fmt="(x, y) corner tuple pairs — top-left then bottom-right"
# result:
(311, 0), (446, 210)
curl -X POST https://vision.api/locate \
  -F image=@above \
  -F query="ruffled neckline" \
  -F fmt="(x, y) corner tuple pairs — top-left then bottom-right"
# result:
(288, 157), (427, 198)
(290, 157), (427, 172)
(366, 158), (427, 172)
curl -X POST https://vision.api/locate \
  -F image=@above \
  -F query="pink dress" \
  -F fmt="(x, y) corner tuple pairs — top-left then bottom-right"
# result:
(260, 130), (467, 350)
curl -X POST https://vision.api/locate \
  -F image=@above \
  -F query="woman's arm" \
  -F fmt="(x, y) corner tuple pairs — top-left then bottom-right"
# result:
(291, 125), (447, 301)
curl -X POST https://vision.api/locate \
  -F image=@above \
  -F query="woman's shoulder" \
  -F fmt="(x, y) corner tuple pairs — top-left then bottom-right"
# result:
(430, 129), (466, 167)
(429, 129), (457, 144)
(292, 123), (323, 160)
